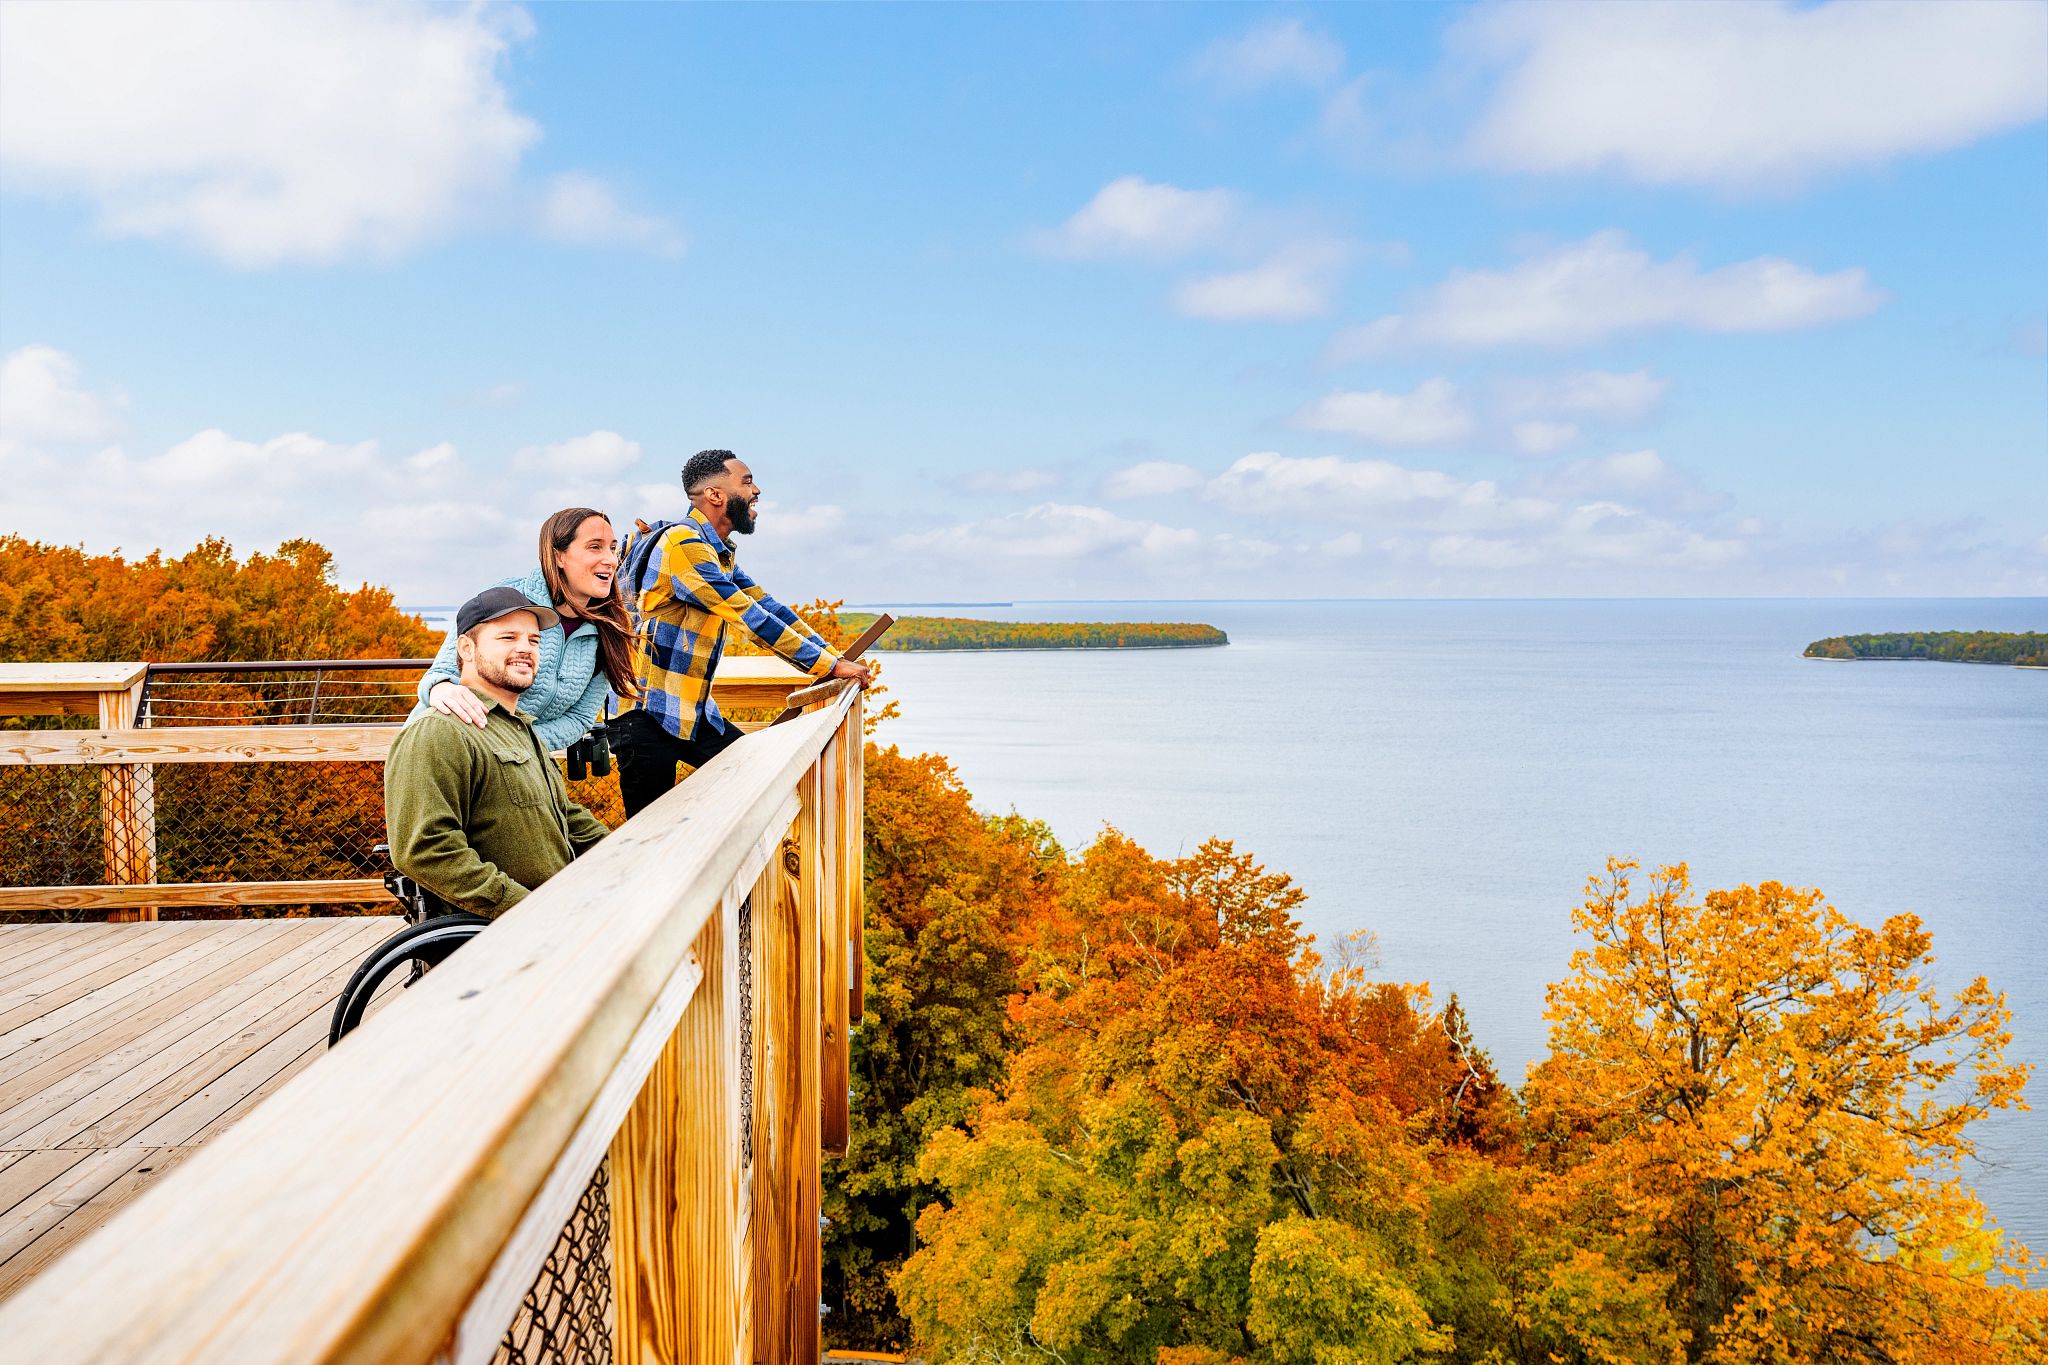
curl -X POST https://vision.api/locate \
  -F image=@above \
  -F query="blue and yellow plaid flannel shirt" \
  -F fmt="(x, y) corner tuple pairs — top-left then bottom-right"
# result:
(617, 508), (839, 740)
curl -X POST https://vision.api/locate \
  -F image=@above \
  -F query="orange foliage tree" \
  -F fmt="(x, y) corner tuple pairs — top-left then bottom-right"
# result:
(0, 536), (440, 912)
(0, 534), (438, 663)
(893, 833), (1505, 1363)
(821, 744), (1056, 1349)
(1524, 860), (2042, 1363)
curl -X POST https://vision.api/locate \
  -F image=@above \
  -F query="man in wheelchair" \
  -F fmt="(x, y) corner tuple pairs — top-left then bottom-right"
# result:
(384, 585), (612, 918)
(333, 587), (614, 1046)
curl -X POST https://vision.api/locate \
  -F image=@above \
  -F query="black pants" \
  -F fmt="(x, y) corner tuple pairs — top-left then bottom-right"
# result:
(611, 708), (748, 818)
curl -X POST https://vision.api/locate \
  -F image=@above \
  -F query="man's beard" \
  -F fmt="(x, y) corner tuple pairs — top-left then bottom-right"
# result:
(728, 495), (757, 535)
(477, 656), (534, 694)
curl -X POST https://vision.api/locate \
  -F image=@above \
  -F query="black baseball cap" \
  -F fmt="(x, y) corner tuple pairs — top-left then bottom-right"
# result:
(456, 585), (560, 635)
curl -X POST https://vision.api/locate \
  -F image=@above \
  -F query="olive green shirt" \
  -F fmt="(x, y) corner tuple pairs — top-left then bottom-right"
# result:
(384, 700), (611, 917)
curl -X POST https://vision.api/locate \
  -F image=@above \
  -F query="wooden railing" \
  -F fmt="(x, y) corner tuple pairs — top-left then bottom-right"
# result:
(0, 658), (821, 919)
(0, 680), (867, 1363)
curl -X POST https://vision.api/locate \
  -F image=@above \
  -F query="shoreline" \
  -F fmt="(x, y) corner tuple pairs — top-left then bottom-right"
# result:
(876, 641), (1229, 654)
(1804, 655), (2045, 669)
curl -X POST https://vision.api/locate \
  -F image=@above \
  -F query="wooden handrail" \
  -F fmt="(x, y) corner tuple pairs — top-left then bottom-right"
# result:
(0, 688), (864, 1363)
(0, 724), (401, 766)
(0, 878), (389, 914)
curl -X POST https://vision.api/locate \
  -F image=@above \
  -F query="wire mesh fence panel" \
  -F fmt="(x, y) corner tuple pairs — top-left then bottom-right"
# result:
(1, 662), (430, 922)
(0, 765), (106, 895)
(0, 662), (636, 922)
(494, 1156), (616, 1365)
(153, 761), (390, 882)
(0, 759), (394, 922)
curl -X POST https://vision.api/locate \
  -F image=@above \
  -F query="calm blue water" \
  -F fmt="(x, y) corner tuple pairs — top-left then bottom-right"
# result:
(861, 599), (2048, 1253)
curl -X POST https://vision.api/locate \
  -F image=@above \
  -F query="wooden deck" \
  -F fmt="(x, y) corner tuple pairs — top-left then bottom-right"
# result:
(0, 916), (398, 1298)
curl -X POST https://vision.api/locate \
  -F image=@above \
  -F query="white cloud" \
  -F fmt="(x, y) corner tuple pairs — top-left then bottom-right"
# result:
(1198, 448), (1748, 576)
(629, 482), (692, 525)
(1292, 378), (1475, 447)
(0, 1), (535, 265)
(897, 503), (1203, 563)
(0, 1), (673, 267)
(0, 344), (125, 445)
(1329, 231), (1883, 355)
(1527, 448), (1729, 517)
(0, 420), (517, 598)
(960, 468), (1060, 495)
(1559, 449), (1671, 492)
(538, 173), (684, 257)
(1511, 420), (1580, 457)
(1044, 176), (1239, 259)
(1546, 501), (1745, 569)
(0, 349), (688, 599)
(1459, 0), (2048, 190)
(1507, 369), (1669, 422)
(1102, 460), (1206, 499)
(1209, 451), (1551, 530)
(1173, 240), (1349, 322)
(513, 430), (644, 479)
(1425, 534), (1542, 571)
(1188, 18), (1345, 94)
(752, 501), (846, 540)
(465, 381), (526, 408)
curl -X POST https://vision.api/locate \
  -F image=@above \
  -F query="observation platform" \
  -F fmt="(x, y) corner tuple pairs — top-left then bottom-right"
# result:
(0, 917), (397, 1298)
(0, 654), (867, 1363)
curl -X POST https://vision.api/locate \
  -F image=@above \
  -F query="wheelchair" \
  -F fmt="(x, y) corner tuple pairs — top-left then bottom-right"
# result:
(326, 844), (490, 1047)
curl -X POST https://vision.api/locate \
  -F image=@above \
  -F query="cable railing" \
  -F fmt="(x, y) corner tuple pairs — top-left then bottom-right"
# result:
(137, 659), (433, 726)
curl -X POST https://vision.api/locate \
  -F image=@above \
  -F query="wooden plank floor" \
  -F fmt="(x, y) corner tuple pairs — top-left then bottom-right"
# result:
(0, 917), (399, 1299)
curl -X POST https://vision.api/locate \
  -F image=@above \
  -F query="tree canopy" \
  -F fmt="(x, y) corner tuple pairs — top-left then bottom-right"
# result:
(1804, 632), (2047, 667)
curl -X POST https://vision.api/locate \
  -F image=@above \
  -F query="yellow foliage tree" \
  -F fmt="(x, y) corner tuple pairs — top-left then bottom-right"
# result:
(1525, 860), (2042, 1363)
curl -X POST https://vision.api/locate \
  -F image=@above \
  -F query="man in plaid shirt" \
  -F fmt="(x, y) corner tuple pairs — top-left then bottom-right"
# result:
(610, 448), (872, 816)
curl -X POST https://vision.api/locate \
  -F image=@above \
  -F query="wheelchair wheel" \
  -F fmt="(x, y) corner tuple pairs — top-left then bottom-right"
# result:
(327, 912), (492, 1047)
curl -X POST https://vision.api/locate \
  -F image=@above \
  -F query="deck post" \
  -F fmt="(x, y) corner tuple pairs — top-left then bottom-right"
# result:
(820, 723), (852, 1158)
(750, 767), (823, 1365)
(610, 900), (745, 1365)
(97, 677), (156, 923)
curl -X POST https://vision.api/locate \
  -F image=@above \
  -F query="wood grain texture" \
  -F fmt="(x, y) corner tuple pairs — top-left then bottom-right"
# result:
(751, 800), (821, 1365)
(0, 694), (102, 717)
(611, 907), (740, 1365)
(0, 880), (390, 915)
(0, 693), (855, 1363)
(0, 919), (396, 1301)
(848, 693), (866, 1025)
(0, 724), (399, 767)
(96, 684), (156, 912)
(819, 732), (850, 1159)
(0, 664), (149, 694)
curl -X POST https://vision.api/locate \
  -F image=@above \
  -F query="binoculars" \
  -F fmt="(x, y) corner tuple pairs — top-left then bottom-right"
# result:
(566, 721), (612, 781)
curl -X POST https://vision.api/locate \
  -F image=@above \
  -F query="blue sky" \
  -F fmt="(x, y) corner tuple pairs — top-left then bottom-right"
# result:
(1, 1), (2043, 605)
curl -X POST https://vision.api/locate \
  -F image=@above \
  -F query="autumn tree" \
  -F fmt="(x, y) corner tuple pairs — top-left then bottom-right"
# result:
(0, 535), (438, 664)
(895, 834), (1497, 1363)
(1524, 860), (2043, 1363)
(821, 745), (1056, 1349)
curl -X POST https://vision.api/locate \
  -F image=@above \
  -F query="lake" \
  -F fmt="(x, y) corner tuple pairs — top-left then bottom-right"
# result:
(859, 598), (2048, 1253)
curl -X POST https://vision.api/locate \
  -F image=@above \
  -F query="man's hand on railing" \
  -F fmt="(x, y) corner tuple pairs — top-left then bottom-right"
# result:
(427, 680), (492, 728)
(829, 657), (874, 690)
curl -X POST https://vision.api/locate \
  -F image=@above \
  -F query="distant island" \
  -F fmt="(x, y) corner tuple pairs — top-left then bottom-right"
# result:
(845, 613), (1226, 652)
(1805, 631), (2047, 667)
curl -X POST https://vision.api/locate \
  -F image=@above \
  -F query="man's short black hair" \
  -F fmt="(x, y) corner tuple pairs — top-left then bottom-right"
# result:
(682, 448), (739, 495)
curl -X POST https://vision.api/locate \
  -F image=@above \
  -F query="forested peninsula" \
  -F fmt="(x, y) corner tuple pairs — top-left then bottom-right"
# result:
(844, 611), (1226, 651)
(1805, 630), (2047, 666)
(7, 534), (2044, 1362)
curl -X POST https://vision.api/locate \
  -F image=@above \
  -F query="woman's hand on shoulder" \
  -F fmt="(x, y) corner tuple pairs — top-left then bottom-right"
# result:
(428, 680), (491, 728)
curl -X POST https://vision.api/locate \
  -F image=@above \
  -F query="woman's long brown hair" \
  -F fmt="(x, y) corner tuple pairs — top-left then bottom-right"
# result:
(538, 507), (642, 701)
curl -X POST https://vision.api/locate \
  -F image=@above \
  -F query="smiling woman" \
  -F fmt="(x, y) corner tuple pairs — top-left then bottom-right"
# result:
(410, 508), (641, 754)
